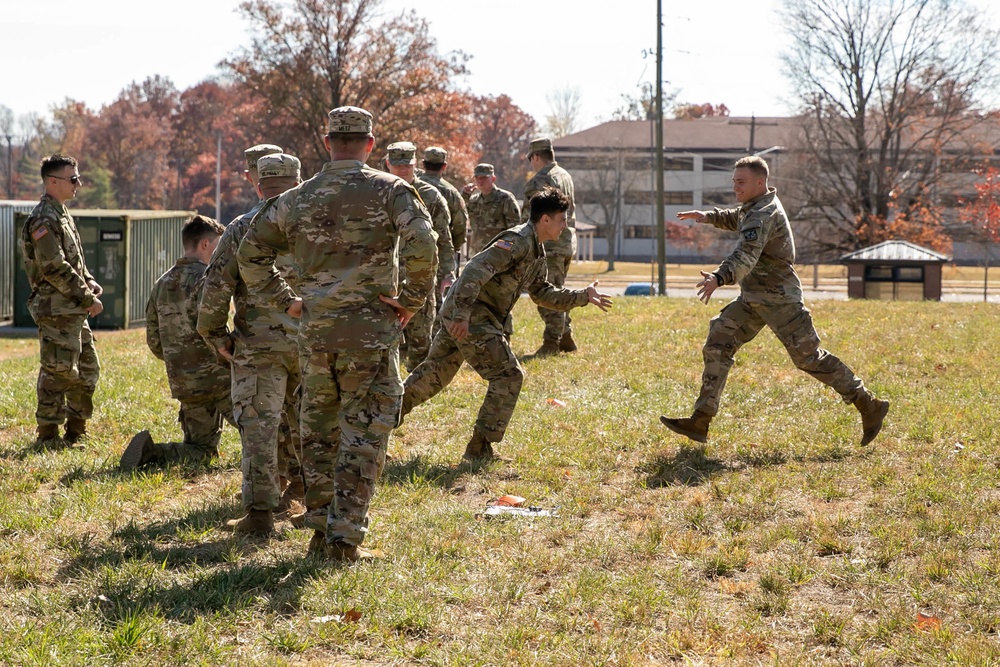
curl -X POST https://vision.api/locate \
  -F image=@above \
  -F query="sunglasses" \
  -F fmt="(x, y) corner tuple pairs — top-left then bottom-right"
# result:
(50, 174), (82, 185)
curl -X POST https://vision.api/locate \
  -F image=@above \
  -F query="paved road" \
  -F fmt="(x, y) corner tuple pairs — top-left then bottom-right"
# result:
(565, 278), (1000, 303)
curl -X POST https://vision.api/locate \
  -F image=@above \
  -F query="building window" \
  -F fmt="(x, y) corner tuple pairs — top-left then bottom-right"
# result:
(557, 155), (607, 170)
(624, 156), (652, 170)
(664, 191), (694, 205)
(703, 157), (735, 172)
(576, 189), (612, 205)
(702, 190), (732, 206)
(624, 190), (653, 205)
(623, 225), (655, 239)
(663, 157), (694, 171)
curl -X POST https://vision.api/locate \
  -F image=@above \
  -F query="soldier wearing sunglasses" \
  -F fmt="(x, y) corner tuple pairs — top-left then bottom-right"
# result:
(19, 154), (103, 446)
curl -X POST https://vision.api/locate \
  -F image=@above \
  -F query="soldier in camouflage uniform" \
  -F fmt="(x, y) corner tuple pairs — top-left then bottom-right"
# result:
(402, 188), (612, 461)
(19, 154), (102, 445)
(386, 141), (456, 370)
(521, 137), (579, 357)
(466, 163), (521, 253)
(421, 146), (468, 263)
(198, 151), (304, 536)
(120, 215), (235, 470)
(237, 107), (437, 562)
(661, 156), (890, 446)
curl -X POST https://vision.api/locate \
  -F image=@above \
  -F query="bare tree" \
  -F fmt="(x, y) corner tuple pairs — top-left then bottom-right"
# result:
(544, 86), (582, 138)
(574, 152), (641, 269)
(781, 0), (1000, 255)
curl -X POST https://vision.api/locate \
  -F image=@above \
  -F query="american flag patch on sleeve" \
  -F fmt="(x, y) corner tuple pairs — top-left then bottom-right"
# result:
(32, 226), (49, 241)
(495, 239), (513, 251)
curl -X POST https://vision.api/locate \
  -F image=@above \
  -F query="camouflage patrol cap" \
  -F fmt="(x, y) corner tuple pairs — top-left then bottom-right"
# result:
(525, 136), (554, 157)
(387, 141), (417, 165)
(327, 106), (373, 134)
(424, 146), (447, 164)
(256, 153), (301, 180)
(244, 144), (283, 170)
(473, 163), (495, 177)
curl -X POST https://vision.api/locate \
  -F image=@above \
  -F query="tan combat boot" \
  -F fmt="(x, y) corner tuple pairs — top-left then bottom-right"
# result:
(120, 430), (155, 471)
(559, 331), (577, 353)
(534, 340), (561, 357)
(227, 509), (275, 535)
(64, 417), (87, 444)
(462, 430), (496, 461)
(324, 540), (379, 562)
(854, 392), (890, 446)
(277, 475), (306, 514)
(659, 410), (713, 443)
(35, 424), (61, 444)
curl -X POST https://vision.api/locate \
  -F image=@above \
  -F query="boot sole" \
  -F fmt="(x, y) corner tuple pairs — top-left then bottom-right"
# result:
(659, 416), (708, 443)
(860, 400), (890, 446)
(120, 430), (153, 471)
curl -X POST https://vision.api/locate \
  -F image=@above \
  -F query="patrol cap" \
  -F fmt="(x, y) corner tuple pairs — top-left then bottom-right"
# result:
(244, 144), (283, 170)
(257, 153), (301, 180)
(473, 163), (495, 177)
(387, 141), (417, 165)
(525, 136), (553, 157)
(327, 106), (373, 134)
(424, 146), (447, 164)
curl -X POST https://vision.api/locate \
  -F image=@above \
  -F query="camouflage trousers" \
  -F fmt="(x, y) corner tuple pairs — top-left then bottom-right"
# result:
(402, 324), (524, 443)
(537, 253), (573, 344)
(693, 297), (865, 416)
(232, 345), (302, 512)
(401, 286), (437, 370)
(299, 346), (400, 547)
(152, 392), (235, 463)
(34, 315), (100, 426)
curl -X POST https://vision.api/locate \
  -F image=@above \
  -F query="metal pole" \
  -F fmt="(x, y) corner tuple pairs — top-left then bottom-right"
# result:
(5, 135), (12, 199)
(215, 133), (222, 221)
(655, 0), (667, 296)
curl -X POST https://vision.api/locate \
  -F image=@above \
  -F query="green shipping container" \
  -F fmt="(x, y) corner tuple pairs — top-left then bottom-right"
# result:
(1, 200), (39, 322)
(13, 209), (195, 329)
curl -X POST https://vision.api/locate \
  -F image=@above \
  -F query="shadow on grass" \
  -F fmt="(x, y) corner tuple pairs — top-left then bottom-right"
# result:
(641, 444), (737, 488)
(55, 499), (349, 622)
(66, 549), (334, 623)
(380, 453), (494, 488)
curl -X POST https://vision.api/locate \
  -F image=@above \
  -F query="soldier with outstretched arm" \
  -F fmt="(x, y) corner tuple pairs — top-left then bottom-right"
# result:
(660, 155), (889, 446)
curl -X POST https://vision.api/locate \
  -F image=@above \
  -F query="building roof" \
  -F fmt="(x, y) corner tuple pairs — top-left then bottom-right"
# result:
(554, 114), (1000, 155)
(840, 240), (951, 263)
(554, 117), (798, 153)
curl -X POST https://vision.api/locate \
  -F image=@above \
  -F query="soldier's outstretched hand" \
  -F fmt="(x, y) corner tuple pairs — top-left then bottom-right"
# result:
(585, 281), (613, 312)
(677, 210), (708, 223)
(696, 271), (719, 304)
(378, 294), (416, 328)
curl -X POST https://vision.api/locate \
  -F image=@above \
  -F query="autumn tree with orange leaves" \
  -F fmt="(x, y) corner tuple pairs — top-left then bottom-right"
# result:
(960, 166), (1000, 299)
(224, 0), (471, 175)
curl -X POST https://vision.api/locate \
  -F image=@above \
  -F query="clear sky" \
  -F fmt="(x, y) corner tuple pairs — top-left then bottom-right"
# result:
(6, 0), (990, 135)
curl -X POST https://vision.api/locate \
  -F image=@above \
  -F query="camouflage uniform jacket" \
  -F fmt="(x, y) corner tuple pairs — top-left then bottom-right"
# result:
(468, 186), (521, 252)
(413, 176), (456, 283)
(147, 257), (231, 401)
(703, 187), (802, 305)
(440, 222), (589, 332)
(197, 200), (299, 355)
(237, 159), (438, 352)
(421, 172), (468, 250)
(521, 162), (576, 256)
(19, 194), (97, 319)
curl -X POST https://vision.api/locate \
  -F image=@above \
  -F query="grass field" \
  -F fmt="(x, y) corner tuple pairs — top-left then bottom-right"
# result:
(0, 295), (998, 665)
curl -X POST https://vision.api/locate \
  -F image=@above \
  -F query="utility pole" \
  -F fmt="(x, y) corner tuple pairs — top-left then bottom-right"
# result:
(655, 0), (667, 296)
(215, 133), (222, 222)
(5, 135), (12, 199)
